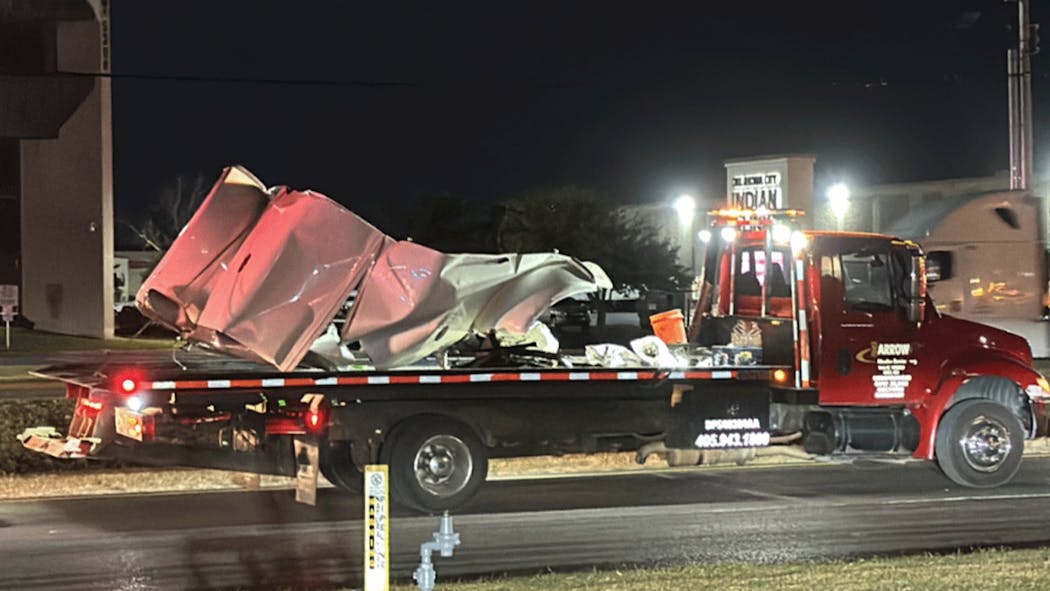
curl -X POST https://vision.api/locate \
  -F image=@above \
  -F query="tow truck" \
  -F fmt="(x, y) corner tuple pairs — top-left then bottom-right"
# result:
(20, 207), (1050, 512)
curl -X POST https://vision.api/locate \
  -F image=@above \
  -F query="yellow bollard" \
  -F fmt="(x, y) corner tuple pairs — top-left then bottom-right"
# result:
(364, 464), (390, 591)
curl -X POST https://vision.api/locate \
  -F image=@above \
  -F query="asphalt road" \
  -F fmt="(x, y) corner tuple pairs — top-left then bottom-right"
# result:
(2, 458), (1050, 590)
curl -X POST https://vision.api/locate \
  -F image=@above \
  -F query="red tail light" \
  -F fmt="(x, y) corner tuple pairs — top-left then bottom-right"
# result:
(305, 407), (326, 433)
(113, 372), (141, 394)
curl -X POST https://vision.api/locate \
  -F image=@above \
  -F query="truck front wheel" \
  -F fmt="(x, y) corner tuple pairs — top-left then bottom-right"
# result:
(935, 400), (1024, 488)
(381, 417), (488, 513)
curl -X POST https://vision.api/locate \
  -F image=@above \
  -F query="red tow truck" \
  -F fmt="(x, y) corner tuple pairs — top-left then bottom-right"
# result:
(20, 208), (1049, 512)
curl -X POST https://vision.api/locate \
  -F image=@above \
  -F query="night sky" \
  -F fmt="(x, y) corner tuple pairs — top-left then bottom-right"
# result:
(111, 1), (1050, 240)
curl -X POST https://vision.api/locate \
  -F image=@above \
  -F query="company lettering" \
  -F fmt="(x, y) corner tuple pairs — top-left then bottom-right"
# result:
(704, 417), (761, 431)
(876, 343), (911, 356)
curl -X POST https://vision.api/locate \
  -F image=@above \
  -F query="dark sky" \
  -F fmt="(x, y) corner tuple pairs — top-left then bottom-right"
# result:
(111, 1), (1050, 238)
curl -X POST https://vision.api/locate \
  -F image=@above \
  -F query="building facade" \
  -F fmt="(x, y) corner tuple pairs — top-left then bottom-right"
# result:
(1, 0), (114, 337)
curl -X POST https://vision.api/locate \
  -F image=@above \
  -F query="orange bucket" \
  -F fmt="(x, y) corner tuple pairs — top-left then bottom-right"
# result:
(649, 309), (687, 345)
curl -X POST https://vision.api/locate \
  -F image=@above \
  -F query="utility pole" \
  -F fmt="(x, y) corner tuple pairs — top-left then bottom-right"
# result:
(1007, 0), (1038, 190)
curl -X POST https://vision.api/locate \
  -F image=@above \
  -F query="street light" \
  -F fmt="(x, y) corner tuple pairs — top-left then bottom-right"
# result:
(672, 194), (699, 325)
(827, 183), (851, 230)
(674, 194), (696, 227)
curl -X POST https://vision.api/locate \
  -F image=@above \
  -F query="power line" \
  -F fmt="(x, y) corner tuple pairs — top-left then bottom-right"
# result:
(17, 70), (420, 88)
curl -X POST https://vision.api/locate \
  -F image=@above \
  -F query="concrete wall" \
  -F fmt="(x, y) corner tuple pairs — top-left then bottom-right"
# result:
(19, 12), (113, 337)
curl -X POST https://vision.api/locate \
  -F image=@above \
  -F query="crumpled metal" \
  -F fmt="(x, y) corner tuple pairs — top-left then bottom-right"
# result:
(137, 166), (388, 370)
(138, 166), (611, 371)
(342, 240), (611, 368)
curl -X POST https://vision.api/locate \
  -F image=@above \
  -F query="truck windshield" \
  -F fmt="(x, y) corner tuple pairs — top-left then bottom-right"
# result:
(821, 246), (898, 313)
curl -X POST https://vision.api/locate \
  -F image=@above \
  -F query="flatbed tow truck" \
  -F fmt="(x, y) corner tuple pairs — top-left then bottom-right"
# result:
(20, 207), (1050, 513)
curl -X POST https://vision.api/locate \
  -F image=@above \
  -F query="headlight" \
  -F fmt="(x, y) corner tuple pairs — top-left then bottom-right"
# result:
(1025, 376), (1050, 400)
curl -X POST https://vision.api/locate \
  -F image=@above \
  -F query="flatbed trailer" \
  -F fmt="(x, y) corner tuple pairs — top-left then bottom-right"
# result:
(23, 350), (790, 511)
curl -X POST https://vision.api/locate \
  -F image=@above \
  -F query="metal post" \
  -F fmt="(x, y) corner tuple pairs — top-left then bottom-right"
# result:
(1007, 0), (1035, 191)
(4, 320), (9, 350)
(1020, 0), (1034, 191)
(1008, 45), (1021, 190)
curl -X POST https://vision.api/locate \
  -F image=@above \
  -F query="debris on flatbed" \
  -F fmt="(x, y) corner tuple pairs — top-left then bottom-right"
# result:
(136, 166), (611, 371)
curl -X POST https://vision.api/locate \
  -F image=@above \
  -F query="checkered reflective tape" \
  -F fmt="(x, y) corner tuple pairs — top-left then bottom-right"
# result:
(147, 369), (744, 391)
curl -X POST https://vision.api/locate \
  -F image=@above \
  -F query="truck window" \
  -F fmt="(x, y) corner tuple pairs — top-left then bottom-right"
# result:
(736, 249), (789, 296)
(731, 247), (792, 317)
(925, 250), (953, 282)
(821, 247), (897, 313)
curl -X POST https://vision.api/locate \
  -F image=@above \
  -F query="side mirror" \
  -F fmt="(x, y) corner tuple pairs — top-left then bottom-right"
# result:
(907, 254), (926, 323)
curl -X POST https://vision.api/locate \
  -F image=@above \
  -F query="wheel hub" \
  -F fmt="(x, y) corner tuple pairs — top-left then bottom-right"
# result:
(414, 434), (473, 496)
(959, 415), (1012, 473)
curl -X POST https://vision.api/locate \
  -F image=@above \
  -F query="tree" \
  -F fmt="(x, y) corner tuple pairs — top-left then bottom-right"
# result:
(496, 186), (689, 326)
(121, 173), (210, 252)
(403, 194), (501, 252)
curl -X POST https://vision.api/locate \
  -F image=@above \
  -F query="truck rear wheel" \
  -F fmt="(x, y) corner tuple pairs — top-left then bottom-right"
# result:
(935, 400), (1024, 488)
(320, 440), (362, 493)
(381, 417), (488, 513)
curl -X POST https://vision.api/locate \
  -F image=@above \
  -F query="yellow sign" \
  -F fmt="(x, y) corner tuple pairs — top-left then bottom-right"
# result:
(364, 464), (389, 591)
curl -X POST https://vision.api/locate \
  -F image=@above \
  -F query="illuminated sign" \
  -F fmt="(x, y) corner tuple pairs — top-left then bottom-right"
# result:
(730, 172), (782, 209)
(364, 465), (390, 591)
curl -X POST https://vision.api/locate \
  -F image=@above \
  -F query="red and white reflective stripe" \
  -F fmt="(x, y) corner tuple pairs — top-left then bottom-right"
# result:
(794, 258), (811, 388)
(146, 369), (742, 391)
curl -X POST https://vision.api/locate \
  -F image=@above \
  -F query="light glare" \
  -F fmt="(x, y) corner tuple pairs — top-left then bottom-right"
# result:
(771, 224), (791, 244)
(674, 194), (696, 225)
(827, 183), (851, 221)
(790, 231), (808, 253)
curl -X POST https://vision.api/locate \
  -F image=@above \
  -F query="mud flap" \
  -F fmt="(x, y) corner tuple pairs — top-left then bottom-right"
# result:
(294, 435), (320, 505)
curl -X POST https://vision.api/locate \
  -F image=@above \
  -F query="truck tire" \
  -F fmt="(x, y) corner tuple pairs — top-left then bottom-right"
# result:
(320, 440), (363, 493)
(935, 399), (1024, 488)
(380, 417), (488, 513)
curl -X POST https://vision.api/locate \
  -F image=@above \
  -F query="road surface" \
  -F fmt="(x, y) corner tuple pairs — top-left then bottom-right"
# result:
(1, 457), (1050, 590)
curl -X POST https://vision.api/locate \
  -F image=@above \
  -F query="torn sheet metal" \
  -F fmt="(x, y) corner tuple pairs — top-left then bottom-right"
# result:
(342, 240), (611, 369)
(138, 165), (612, 371)
(137, 166), (389, 371)
(137, 166), (271, 333)
(18, 427), (96, 459)
(189, 188), (389, 370)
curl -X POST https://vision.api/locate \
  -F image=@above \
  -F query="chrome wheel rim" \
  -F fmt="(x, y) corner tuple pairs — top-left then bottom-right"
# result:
(413, 434), (473, 496)
(959, 415), (1012, 473)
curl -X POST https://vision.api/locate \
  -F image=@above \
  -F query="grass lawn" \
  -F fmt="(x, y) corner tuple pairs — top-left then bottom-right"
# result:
(0, 327), (173, 355)
(390, 547), (1050, 591)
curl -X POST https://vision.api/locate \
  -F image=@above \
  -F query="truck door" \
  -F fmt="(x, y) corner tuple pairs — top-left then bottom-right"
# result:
(814, 237), (925, 406)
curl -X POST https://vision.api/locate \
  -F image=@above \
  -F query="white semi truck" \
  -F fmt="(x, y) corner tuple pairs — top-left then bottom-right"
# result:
(887, 190), (1050, 357)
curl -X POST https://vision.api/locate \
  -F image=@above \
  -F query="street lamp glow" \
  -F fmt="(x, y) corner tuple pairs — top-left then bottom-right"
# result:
(698, 229), (712, 243)
(720, 227), (737, 243)
(827, 183), (851, 225)
(674, 194), (696, 226)
(771, 224), (791, 245)
(790, 230), (808, 253)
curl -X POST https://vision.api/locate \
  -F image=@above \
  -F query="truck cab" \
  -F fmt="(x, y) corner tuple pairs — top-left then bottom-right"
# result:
(696, 208), (1047, 487)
